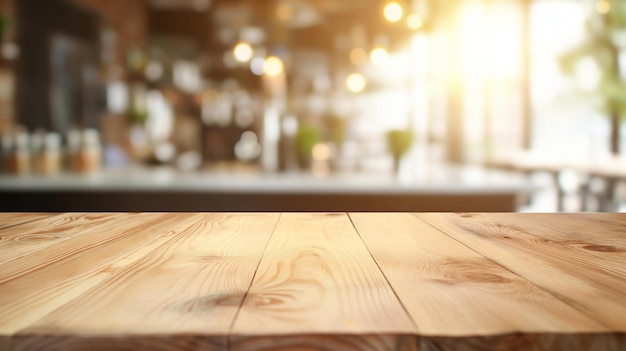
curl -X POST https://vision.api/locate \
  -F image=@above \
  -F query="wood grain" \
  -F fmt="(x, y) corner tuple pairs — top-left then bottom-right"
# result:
(0, 213), (123, 266)
(0, 213), (51, 231)
(0, 213), (201, 350)
(419, 213), (626, 331)
(15, 213), (280, 351)
(502, 213), (626, 276)
(0, 212), (624, 351)
(231, 213), (415, 350)
(230, 334), (418, 351)
(517, 212), (626, 243)
(419, 333), (626, 351)
(350, 213), (606, 338)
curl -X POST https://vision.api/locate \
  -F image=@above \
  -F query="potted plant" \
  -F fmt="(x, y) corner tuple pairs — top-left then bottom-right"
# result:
(386, 128), (414, 173)
(294, 124), (320, 170)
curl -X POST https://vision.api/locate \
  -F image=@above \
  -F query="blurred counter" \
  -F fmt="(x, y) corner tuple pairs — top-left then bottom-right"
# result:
(0, 164), (531, 211)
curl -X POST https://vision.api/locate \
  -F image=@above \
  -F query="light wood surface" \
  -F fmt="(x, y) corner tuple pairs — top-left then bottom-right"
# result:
(351, 213), (606, 334)
(0, 212), (624, 351)
(231, 213), (414, 350)
(420, 213), (626, 331)
(0, 213), (49, 230)
(0, 213), (123, 266)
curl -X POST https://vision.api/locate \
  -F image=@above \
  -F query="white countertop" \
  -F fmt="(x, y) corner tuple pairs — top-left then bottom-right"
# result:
(0, 164), (532, 195)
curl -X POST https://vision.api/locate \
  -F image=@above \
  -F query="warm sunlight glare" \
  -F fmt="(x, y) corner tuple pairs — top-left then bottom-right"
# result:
(459, 1), (487, 78)
(575, 56), (602, 91)
(488, 3), (522, 78)
(457, 1), (522, 79)
(531, 1), (587, 104)
(595, 0), (610, 14)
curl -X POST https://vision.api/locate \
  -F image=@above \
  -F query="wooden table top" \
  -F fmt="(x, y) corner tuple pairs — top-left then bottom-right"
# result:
(0, 212), (624, 351)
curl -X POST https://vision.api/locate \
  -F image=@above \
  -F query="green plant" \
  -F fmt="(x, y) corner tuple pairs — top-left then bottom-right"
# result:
(0, 15), (7, 40)
(128, 104), (147, 125)
(386, 129), (414, 158)
(295, 124), (320, 160)
(386, 129), (414, 172)
(558, 0), (626, 153)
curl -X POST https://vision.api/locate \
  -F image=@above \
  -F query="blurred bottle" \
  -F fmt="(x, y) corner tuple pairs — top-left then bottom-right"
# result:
(33, 132), (61, 176)
(67, 129), (81, 172)
(67, 128), (102, 173)
(3, 129), (30, 175)
(78, 129), (101, 173)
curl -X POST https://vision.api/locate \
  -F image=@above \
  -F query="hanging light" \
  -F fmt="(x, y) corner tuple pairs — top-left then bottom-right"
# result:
(384, 1), (404, 23)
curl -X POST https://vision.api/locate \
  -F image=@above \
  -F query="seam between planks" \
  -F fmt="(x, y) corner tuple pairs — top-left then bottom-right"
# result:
(412, 213), (615, 331)
(347, 212), (421, 335)
(226, 212), (282, 351)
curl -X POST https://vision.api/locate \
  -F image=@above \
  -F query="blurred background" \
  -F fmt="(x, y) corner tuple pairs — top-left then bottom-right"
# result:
(1, 0), (626, 212)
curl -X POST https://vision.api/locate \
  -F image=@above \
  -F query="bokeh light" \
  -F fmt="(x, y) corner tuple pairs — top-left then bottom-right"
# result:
(233, 42), (253, 63)
(407, 13), (423, 30)
(312, 143), (331, 161)
(595, 0), (610, 14)
(383, 1), (404, 23)
(250, 57), (265, 76)
(370, 47), (389, 66)
(263, 56), (284, 77)
(346, 73), (367, 93)
(349, 47), (369, 66)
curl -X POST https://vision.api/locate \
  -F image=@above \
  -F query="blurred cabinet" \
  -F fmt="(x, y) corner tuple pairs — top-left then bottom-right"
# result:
(15, 0), (99, 132)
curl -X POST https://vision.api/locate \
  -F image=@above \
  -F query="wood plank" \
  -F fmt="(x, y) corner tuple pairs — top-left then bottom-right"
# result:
(0, 213), (52, 231)
(231, 334), (418, 351)
(419, 213), (626, 331)
(0, 213), (124, 266)
(419, 333), (626, 351)
(493, 213), (626, 276)
(350, 213), (606, 343)
(0, 213), (202, 351)
(230, 213), (415, 351)
(517, 212), (626, 241)
(13, 213), (279, 351)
